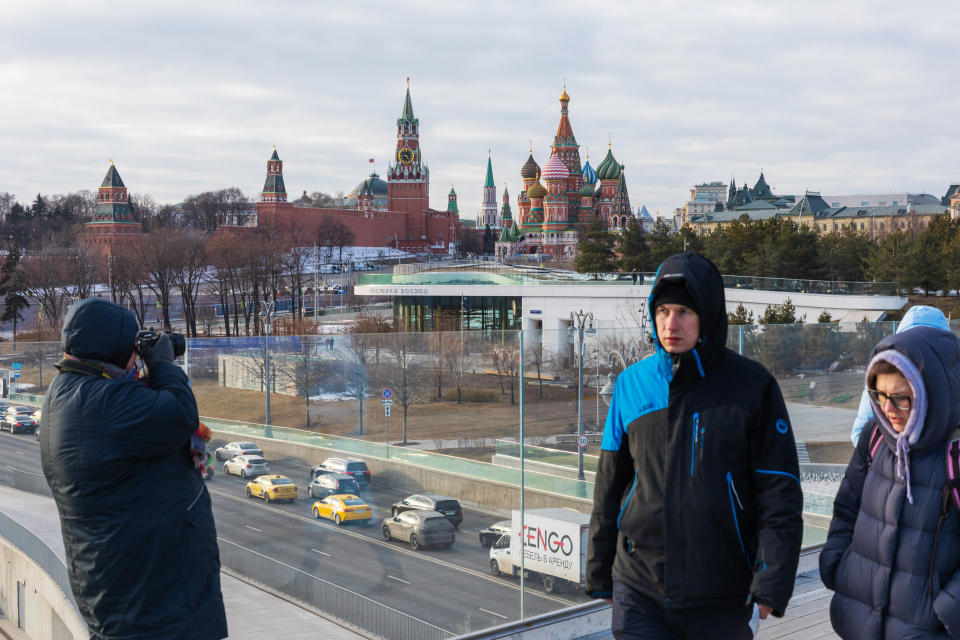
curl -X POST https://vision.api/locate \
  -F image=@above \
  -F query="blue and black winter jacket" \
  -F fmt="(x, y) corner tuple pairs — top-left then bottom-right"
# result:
(585, 252), (804, 615)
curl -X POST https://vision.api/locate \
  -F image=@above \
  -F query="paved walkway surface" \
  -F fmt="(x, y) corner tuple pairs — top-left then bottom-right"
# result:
(756, 551), (838, 639)
(786, 402), (857, 444)
(0, 486), (364, 640)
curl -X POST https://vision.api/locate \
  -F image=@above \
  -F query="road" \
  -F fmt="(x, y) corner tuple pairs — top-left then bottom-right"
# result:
(0, 431), (585, 636)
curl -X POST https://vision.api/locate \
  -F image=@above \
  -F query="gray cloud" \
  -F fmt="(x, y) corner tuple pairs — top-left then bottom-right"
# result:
(0, 0), (957, 222)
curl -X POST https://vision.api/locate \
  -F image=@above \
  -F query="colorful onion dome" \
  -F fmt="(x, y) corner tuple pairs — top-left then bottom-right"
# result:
(579, 182), (595, 197)
(541, 149), (570, 182)
(595, 147), (621, 181)
(527, 179), (547, 199)
(520, 153), (540, 179)
(581, 160), (597, 185)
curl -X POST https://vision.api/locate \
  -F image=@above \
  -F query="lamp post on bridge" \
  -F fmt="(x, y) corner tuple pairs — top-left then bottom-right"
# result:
(569, 309), (595, 481)
(259, 297), (275, 438)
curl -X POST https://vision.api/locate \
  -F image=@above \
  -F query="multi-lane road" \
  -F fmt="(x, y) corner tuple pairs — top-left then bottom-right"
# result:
(0, 431), (585, 636)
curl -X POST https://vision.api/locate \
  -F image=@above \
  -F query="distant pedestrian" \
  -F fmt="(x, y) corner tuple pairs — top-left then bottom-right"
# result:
(849, 305), (949, 445)
(631, 271), (638, 285)
(821, 325), (960, 638)
(587, 252), (802, 639)
(329, 337), (335, 351)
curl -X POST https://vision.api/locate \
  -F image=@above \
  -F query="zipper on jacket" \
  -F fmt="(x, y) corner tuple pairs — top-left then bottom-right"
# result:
(690, 413), (700, 476)
(699, 419), (706, 462)
(928, 488), (951, 599)
(726, 471), (750, 568)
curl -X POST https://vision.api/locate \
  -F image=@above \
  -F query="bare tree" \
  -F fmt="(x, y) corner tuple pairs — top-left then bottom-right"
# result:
(19, 248), (73, 331)
(109, 249), (151, 327)
(491, 342), (521, 405)
(279, 336), (324, 429)
(181, 188), (251, 233)
(137, 233), (180, 329)
(170, 229), (207, 337)
(205, 230), (245, 336)
(343, 333), (372, 436)
(64, 243), (98, 301)
(380, 332), (426, 445)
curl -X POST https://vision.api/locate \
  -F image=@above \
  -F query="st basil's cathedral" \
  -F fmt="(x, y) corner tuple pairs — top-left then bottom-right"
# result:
(496, 88), (634, 259)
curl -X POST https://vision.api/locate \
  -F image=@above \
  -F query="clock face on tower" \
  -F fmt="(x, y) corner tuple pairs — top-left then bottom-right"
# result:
(398, 148), (414, 165)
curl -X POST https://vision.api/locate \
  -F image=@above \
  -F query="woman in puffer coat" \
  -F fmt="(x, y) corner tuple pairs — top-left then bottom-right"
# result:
(820, 325), (960, 639)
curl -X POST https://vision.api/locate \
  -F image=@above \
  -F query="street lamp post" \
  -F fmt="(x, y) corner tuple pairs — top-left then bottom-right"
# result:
(259, 297), (275, 438)
(600, 350), (630, 408)
(570, 309), (595, 481)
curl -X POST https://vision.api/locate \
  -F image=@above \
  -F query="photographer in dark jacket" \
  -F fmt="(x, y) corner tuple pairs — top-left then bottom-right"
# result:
(40, 299), (227, 640)
(586, 252), (803, 639)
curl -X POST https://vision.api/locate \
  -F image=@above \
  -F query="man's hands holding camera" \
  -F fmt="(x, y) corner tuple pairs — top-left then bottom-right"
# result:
(139, 333), (175, 370)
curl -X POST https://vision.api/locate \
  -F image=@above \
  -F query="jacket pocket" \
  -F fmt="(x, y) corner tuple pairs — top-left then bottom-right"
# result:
(726, 471), (751, 569)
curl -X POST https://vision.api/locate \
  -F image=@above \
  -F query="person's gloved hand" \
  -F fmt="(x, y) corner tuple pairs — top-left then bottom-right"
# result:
(140, 333), (175, 369)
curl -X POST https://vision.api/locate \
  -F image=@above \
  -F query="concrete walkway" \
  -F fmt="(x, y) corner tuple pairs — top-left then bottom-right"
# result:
(0, 486), (364, 640)
(786, 401), (857, 443)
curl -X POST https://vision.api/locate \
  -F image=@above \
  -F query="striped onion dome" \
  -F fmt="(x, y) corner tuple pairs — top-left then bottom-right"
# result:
(540, 149), (570, 182)
(595, 147), (621, 181)
(579, 182), (595, 197)
(581, 160), (597, 185)
(520, 153), (540, 179)
(527, 179), (547, 199)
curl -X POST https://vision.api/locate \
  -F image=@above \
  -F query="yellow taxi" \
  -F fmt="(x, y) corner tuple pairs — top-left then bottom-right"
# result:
(311, 494), (372, 526)
(245, 475), (298, 503)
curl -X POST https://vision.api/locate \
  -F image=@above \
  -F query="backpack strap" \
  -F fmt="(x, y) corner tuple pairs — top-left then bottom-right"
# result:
(867, 425), (884, 467)
(946, 430), (960, 514)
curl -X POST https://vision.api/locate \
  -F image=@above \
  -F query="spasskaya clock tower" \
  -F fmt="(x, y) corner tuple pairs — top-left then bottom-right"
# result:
(387, 78), (430, 244)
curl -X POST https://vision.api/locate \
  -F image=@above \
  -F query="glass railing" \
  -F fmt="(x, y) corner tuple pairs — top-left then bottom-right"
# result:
(3, 320), (932, 638)
(357, 270), (900, 295)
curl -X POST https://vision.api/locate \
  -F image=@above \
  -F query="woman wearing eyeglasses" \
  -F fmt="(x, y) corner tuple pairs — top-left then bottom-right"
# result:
(820, 325), (960, 639)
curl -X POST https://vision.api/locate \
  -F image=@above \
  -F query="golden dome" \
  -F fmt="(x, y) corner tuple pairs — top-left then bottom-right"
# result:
(559, 86), (570, 102)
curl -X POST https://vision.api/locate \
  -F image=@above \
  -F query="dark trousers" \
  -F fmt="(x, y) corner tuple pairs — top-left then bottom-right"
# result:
(612, 581), (754, 640)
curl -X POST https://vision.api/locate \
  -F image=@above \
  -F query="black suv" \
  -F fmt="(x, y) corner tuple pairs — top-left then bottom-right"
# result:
(319, 458), (371, 488)
(392, 494), (463, 529)
(308, 473), (360, 499)
(478, 519), (511, 548)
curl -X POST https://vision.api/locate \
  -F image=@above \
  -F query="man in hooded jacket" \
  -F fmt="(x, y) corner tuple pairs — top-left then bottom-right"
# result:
(40, 299), (227, 640)
(586, 252), (803, 639)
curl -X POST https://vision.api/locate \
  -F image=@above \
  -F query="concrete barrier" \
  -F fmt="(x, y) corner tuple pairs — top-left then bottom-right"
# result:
(0, 517), (86, 640)
(491, 454), (597, 484)
(212, 430), (594, 515)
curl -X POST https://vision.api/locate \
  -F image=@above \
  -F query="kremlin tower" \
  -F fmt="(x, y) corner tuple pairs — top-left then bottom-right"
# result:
(255, 79), (456, 254)
(481, 153), (498, 228)
(81, 161), (143, 256)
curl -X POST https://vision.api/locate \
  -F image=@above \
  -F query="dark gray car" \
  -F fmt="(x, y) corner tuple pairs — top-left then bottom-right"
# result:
(392, 494), (463, 529)
(308, 473), (360, 499)
(381, 510), (455, 550)
(479, 519), (511, 548)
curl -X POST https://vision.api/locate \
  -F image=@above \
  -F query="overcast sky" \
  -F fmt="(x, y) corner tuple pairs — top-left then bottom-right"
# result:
(2, 1), (958, 221)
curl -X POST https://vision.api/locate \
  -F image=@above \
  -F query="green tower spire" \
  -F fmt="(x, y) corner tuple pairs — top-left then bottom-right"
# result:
(484, 154), (495, 188)
(402, 77), (415, 121)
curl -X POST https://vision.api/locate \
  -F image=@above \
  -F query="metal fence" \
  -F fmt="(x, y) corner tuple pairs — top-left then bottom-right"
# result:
(218, 539), (452, 640)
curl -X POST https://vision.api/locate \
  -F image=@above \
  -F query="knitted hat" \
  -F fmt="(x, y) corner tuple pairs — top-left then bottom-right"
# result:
(653, 281), (698, 314)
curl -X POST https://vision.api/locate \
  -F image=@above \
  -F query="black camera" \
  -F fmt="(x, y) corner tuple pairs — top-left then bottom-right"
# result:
(135, 329), (186, 359)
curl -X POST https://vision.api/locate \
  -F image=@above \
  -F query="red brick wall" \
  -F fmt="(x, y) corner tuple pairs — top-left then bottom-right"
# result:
(258, 202), (457, 254)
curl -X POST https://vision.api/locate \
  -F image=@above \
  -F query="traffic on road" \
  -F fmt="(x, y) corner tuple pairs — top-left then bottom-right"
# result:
(1, 429), (586, 636)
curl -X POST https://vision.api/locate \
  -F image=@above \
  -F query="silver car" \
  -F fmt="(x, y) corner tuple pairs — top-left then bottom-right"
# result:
(215, 441), (263, 461)
(381, 510), (455, 550)
(223, 455), (270, 478)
